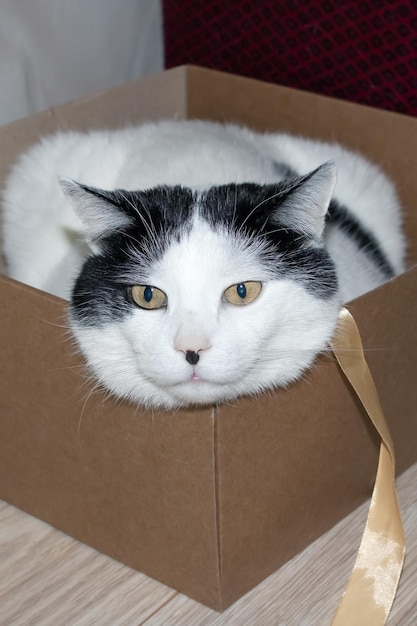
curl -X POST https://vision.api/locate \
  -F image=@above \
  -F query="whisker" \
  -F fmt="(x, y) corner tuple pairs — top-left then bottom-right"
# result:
(77, 380), (103, 437)
(231, 184), (238, 229)
(238, 189), (285, 233)
(120, 191), (160, 251)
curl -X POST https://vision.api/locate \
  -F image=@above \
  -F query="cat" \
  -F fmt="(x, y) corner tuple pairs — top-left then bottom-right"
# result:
(2, 120), (405, 409)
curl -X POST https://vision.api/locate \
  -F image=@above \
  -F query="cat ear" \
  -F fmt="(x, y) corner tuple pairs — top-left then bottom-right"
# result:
(277, 161), (337, 238)
(59, 178), (133, 248)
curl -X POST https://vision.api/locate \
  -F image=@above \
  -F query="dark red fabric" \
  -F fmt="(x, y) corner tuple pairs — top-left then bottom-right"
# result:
(163, 0), (417, 116)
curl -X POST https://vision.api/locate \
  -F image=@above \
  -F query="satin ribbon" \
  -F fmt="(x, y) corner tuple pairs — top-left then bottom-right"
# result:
(329, 308), (405, 625)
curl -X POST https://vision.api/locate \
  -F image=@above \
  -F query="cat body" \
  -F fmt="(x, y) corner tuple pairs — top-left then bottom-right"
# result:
(2, 120), (405, 408)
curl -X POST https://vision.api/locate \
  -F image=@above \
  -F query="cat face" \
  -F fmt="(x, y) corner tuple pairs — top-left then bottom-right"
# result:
(62, 162), (341, 409)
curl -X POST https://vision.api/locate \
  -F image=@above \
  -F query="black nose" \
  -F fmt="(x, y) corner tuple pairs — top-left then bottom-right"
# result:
(185, 350), (199, 365)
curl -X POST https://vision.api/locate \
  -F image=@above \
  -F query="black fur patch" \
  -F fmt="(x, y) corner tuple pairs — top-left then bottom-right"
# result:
(72, 186), (195, 325)
(326, 200), (395, 278)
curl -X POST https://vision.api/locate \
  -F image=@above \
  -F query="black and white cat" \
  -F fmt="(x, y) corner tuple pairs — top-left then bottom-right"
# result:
(2, 120), (405, 408)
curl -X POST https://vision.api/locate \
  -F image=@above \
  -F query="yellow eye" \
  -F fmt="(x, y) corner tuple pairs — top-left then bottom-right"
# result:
(224, 281), (262, 306)
(131, 285), (167, 310)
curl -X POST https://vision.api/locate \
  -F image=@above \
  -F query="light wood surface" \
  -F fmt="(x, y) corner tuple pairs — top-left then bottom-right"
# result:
(1, 463), (416, 625)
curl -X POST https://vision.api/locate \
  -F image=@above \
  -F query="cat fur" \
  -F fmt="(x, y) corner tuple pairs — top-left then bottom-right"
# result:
(2, 120), (405, 408)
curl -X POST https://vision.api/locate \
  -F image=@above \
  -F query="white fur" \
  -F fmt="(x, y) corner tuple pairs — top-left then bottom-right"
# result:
(1, 120), (406, 408)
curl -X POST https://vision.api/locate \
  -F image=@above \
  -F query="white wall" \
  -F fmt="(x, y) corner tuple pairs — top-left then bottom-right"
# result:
(0, 0), (163, 125)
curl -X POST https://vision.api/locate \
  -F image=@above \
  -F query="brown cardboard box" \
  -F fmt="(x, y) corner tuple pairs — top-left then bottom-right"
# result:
(0, 66), (416, 611)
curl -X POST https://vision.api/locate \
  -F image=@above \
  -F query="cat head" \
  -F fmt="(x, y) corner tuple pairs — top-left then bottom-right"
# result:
(60, 162), (341, 409)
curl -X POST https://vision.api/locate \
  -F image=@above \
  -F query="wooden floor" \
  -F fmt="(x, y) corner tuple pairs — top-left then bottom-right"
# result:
(1, 463), (416, 625)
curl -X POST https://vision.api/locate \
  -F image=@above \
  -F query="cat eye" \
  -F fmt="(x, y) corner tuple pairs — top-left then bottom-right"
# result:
(224, 281), (262, 306)
(131, 285), (167, 310)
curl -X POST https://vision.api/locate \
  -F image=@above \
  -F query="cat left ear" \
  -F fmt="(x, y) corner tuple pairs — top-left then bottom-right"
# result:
(59, 178), (133, 249)
(277, 161), (337, 238)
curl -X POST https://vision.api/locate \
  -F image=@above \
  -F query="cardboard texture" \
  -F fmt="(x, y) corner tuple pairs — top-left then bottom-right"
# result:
(0, 66), (416, 611)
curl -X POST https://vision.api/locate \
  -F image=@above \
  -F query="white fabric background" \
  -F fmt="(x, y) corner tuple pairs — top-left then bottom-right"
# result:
(0, 0), (163, 125)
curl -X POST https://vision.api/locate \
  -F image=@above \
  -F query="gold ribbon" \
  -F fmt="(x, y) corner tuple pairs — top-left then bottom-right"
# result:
(330, 308), (405, 625)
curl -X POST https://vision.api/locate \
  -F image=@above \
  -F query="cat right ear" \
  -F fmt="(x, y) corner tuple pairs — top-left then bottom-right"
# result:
(59, 178), (133, 250)
(277, 161), (337, 238)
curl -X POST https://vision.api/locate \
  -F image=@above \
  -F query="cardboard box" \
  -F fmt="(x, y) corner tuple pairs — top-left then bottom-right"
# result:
(0, 66), (416, 611)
